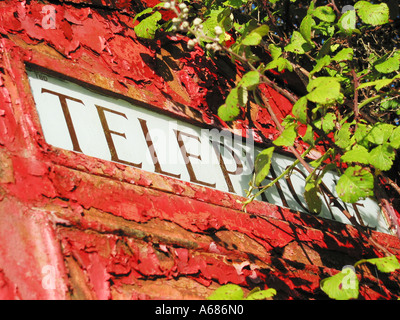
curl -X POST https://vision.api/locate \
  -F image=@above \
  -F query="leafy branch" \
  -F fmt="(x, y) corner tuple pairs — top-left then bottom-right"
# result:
(133, 0), (400, 239)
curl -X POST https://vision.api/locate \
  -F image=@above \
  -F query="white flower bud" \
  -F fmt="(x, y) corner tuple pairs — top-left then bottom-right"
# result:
(180, 21), (189, 30)
(172, 17), (181, 24)
(163, 2), (171, 9)
(211, 42), (220, 51)
(214, 26), (223, 36)
(187, 39), (196, 50)
(178, 3), (187, 10)
(193, 18), (202, 26)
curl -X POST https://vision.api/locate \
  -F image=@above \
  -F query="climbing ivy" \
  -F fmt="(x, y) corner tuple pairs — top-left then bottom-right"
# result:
(320, 255), (400, 300)
(133, 1), (400, 236)
(133, 0), (400, 300)
(207, 283), (276, 300)
(205, 255), (400, 300)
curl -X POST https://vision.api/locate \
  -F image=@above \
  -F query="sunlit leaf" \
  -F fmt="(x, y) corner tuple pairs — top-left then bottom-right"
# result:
(341, 145), (370, 165)
(338, 9), (358, 35)
(223, 0), (247, 8)
(369, 144), (396, 171)
(242, 25), (269, 46)
(292, 96), (308, 124)
(134, 11), (162, 39)
(334, 122), (353, 149)
(306, 77), (342, 105)
(354, 1), (389, 26)
(389, 126), (400, 149)
(239, 71), (260, 89)
(360, 256), (400, 273)
(208, 284), (244, 300)
(313, 6), (336, 22)
(320, 267), (359, 300)
(269, 43), (282, 60)
(336, 165), (374, 203)
(366, 123), (395, 145)
(304, 180), (322, 215)
(254, 147), (275, 186)
(285, 31), (313, 54)
(274, 123), (297, 147)
(332, 48), (354, 62)
(246, 288), (276, 300)
(218, 87), (240, 121)
(300, 14), (315, 43)
(311, 55), (331, 75)
(374, 56), (400, 74)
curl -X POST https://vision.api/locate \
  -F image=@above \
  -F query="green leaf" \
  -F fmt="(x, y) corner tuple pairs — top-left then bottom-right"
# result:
(303, 125), (314, 146)
(316, 37), (332, 60)
(336, 165), (374, 203)
(358, 78), (396, 91)
(265, 57), (293, 72)
(389, 126), (400, 149)
(320, 267), (359, 300)
(306, 77), (342, 105)
(332, 48), (354, 62)
(292, 96), (308, 124)
(274, 123), (297, 147)
(269, 44), (282, 60)
(246, 288), (276, 300)
(321, 112), (336, 133)
(338, 9), (357, 35)
(285, 31), (313, 54)
(300, 14), (316, 43)
(239, 71), (260, 89)
(341, 145), (370, 165)
(202, 8), (231, 42)
(367, 123), (395, 145)
(304, 180), (322, 215)
(218, 87), (241, 121)
(132, 7), (154, 24)
(374, 56), (400, 74)
(238, 86), (248, 107)
(254, 147), (275, 186)
(208, 284), (244, 300)
(134, 11), (162, 39)
(369, 144), (395, 171)
(314, 112), (336, 133)
(354, 1), (389, 26)
(359, 256), (400, 273)
(334, 122), (353, 149)
(313, 6), (336, 22)
(242, 32), (262, 46)
(314, 21), (336, 37)
(354, 123), (371, 147)
(381, 99), (400, 112)
(311, 55), (331, 75)
(223, 0), (247, 8)
(242, 25), (269, 46)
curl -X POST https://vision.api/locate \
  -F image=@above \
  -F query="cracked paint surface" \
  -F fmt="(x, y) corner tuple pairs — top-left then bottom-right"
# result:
(0, 0), (399, 300)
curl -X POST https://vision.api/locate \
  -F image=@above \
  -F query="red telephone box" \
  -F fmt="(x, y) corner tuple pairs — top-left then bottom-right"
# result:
(0, 0), (399, 300)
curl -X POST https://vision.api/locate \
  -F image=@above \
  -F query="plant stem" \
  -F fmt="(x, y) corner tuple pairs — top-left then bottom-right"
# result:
(352, 68), (360, 122)
(255, 91), (362, 227)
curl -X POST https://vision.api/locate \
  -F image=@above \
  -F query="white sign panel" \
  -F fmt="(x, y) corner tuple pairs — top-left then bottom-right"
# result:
(27, 69), (389, 233)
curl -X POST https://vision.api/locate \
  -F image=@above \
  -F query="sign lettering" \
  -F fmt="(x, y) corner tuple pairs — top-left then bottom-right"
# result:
(27, 70), (390, 233)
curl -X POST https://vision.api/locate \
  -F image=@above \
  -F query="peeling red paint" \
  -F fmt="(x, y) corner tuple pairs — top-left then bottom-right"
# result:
(0, 0), (399, 300)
